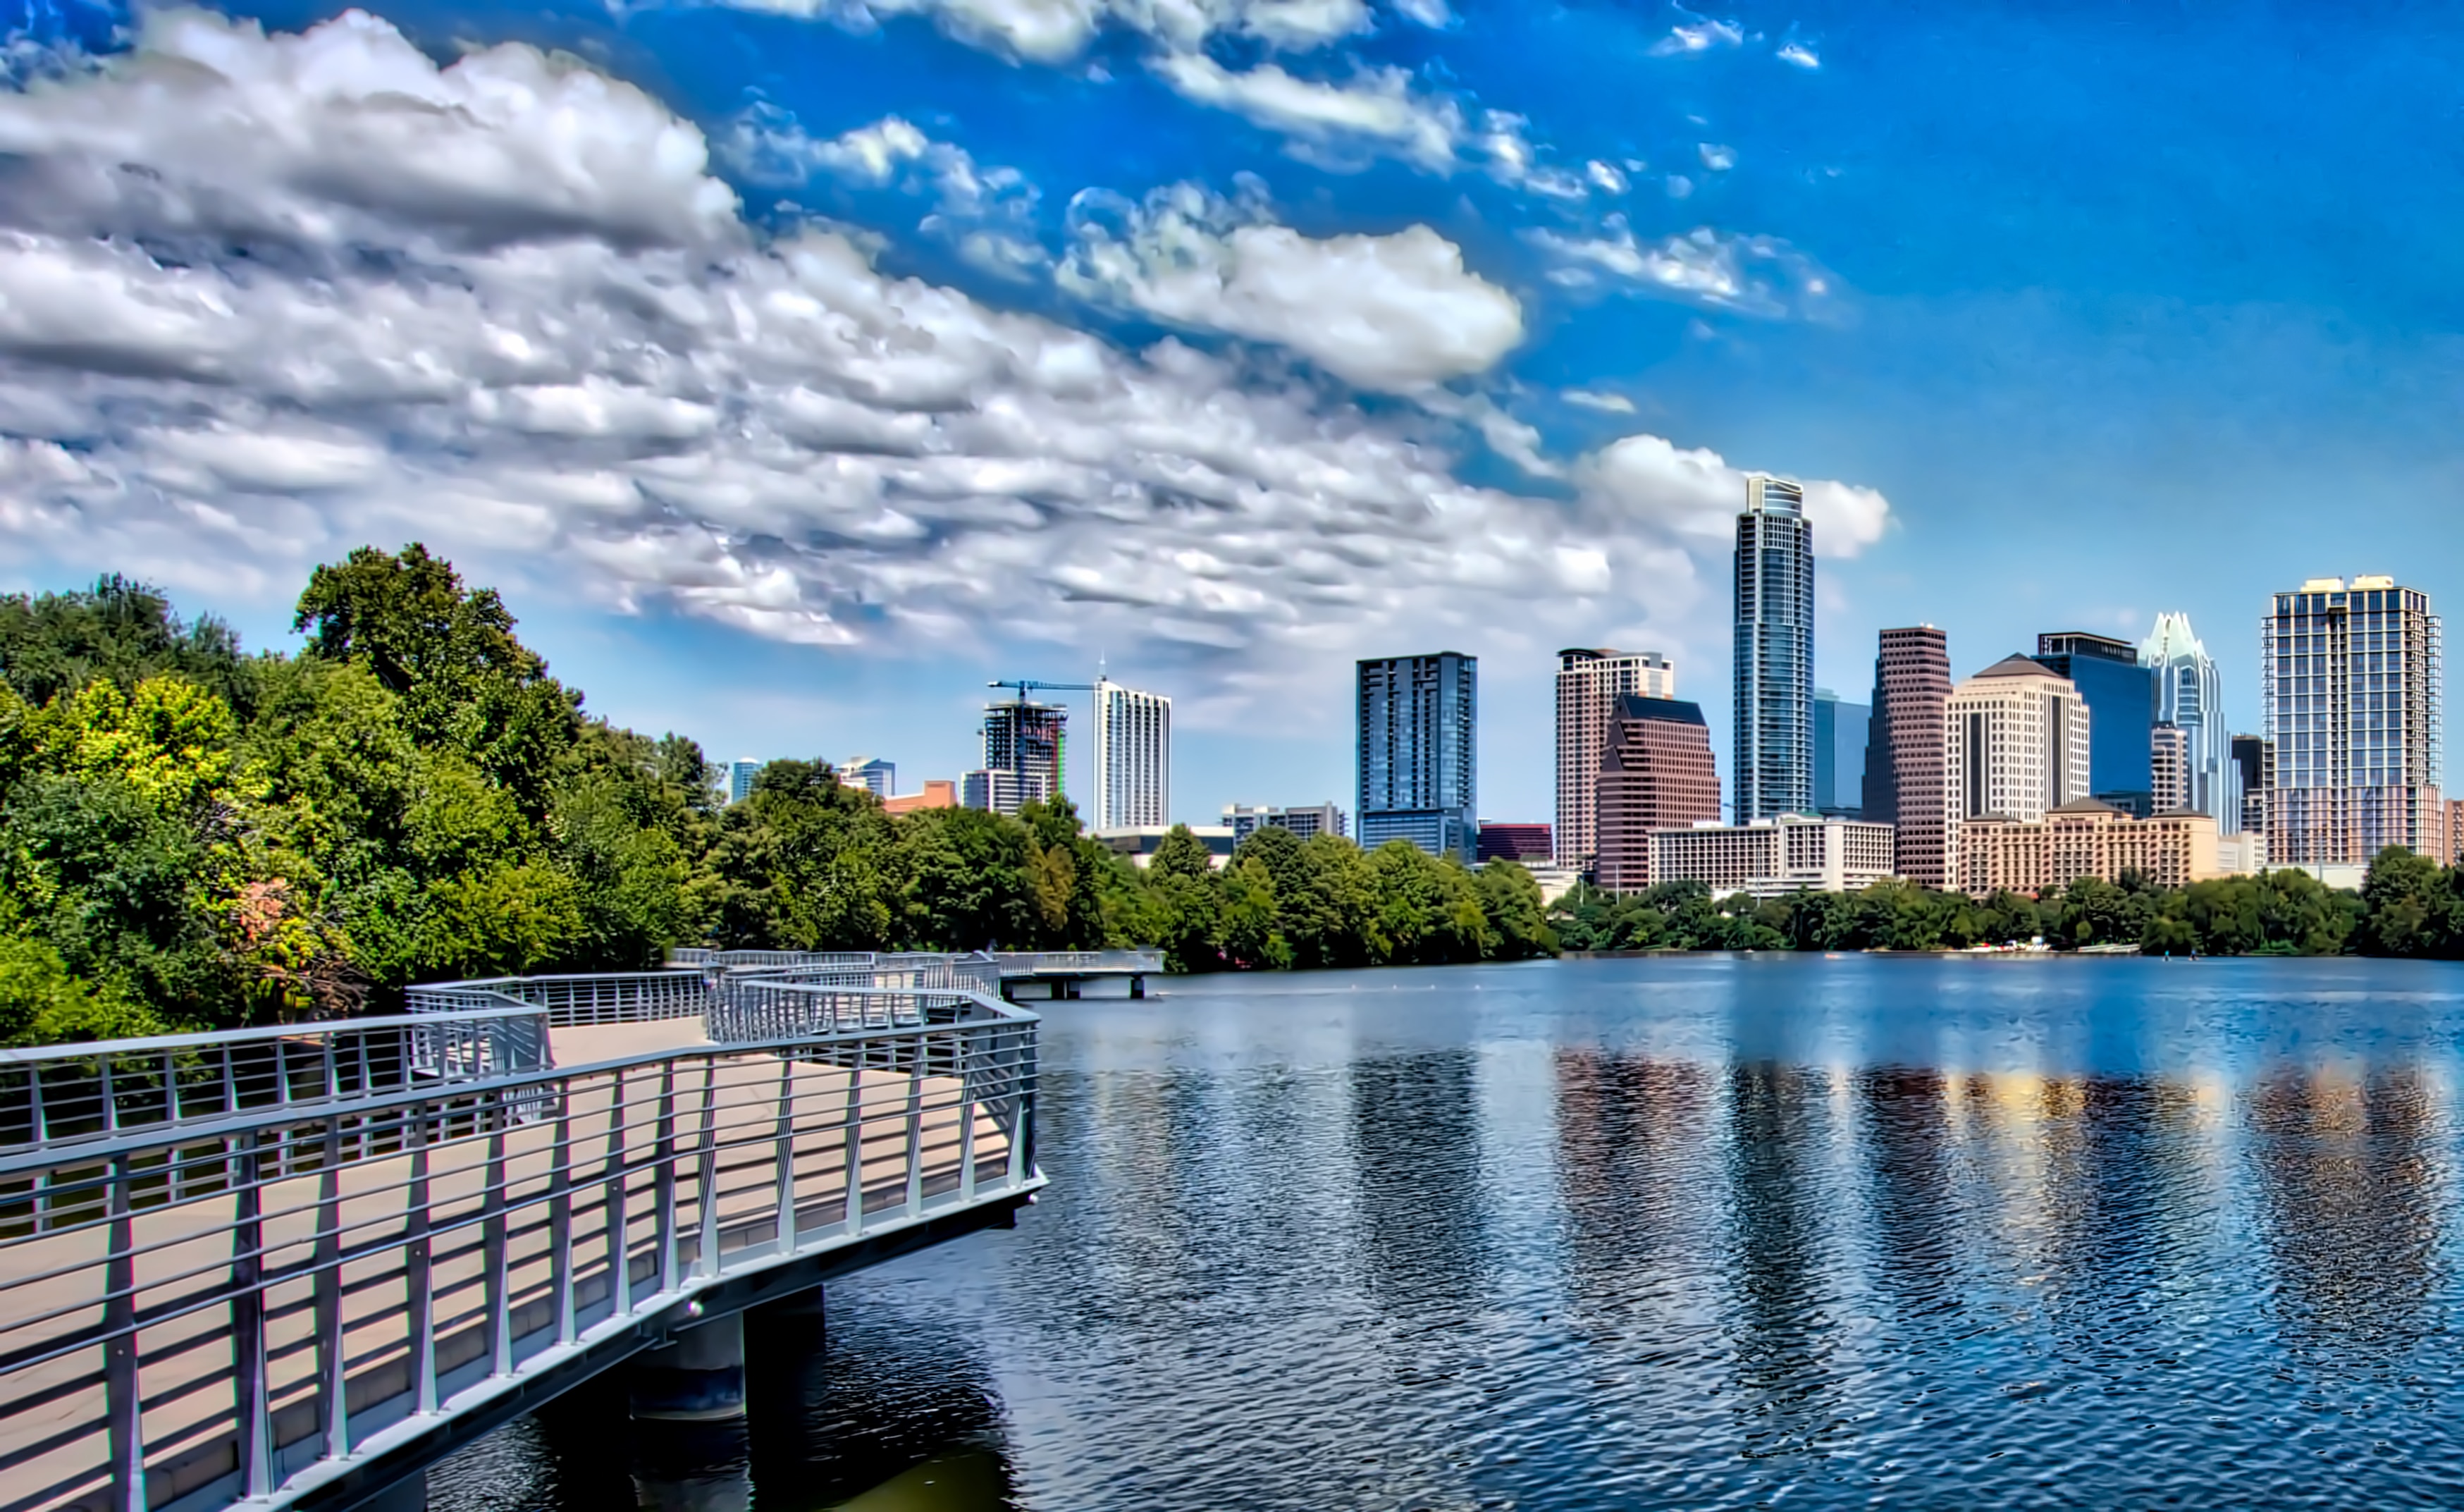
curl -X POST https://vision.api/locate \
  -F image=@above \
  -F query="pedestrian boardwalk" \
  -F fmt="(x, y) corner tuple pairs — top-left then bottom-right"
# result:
(0, 966), (1042, 1512)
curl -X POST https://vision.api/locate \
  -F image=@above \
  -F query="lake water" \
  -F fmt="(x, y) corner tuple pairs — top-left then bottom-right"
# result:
(431, 954), (2464, 1510)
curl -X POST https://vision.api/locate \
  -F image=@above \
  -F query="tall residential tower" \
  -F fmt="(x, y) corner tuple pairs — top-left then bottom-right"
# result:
(1861, 625), (1953, 887)
(1555, 647), (1675, 873)
(2263, 576), (2445, 865)
(1733, 476), (1814, 822)
(1090, 677), (1171, 830)
(1357, 651), (1477, 861)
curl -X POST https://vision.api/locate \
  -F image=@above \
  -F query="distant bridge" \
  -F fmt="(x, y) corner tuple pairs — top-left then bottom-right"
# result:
(0, 952), (1085, 1512)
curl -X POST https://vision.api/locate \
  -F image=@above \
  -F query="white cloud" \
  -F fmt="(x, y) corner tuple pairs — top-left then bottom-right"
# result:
(1578, 437), (1887, 560)
(1776, 41), (1820, 68)
(1649, 16), (1742, 56)
(1148, 51), (1460, 171)
(749, 0), (1391, 62)
(1698, 142), (1735, 171)
(1060, 181), (1521, 390)
(1527, 218), (1835, 318)
(1586, 160), (1629, 195)
(721, 108), (1047, 273)
(1562, 388), (1636, 414)
(0, 6), (1888, 713)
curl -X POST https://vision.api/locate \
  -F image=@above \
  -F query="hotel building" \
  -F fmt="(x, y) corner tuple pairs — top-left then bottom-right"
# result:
(1653, 814), (1897, 899)
(1956, 799), (2221, 896)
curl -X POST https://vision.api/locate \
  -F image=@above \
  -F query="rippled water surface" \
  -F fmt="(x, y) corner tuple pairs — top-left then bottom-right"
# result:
(433, 954), (2464, 1509)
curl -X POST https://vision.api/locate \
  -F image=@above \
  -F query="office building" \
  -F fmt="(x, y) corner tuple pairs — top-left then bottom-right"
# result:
(1956, 799), (2220, 897)
(1652, 815), (1896, 899)
(1477, 823), (1554, 863)
(2150, 724), (2188, 814)
(2032, 632), (2155, 814)
(2140, 613), (2235, 830)
(2231, 734), (2271, 837)
(1945, 656), (2092, 868)
(836, 756), (895, 798)
(2263, 576), (2446, 866)
(976, 699), (1067, 816)
(1556, 648), (1676, 872)
(884, 780), (957, 816)
(728, 758), (762, 805)
(1357, 652), (1477, 861)
(1813, 689), (1869, 817)
(1090, 677), (1171, 830)
(1734, 476), (1815, 822)
(1861, 626), (1955, 888)
(2215, 830), (2267, 875)
(1095, 826), (1238, 868)
(1223, 803), (1346, 844)
(1594, 695), (1722, 892)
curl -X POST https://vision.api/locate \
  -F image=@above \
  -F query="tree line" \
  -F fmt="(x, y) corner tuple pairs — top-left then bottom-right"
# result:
(0, 548), (1553, 1045)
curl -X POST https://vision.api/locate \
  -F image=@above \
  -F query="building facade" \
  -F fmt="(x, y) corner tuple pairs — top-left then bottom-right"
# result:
(1956, 799), (2220, 897)
(2150, 724), (2188, 814)
(1222, 803), (1346, 844)
(1861, 625), (1955, 888)
(1556, 647), (1676, 871)
(2262, 576), (2446, 865)
(2231, 734), (2271, 837)
(727, 758), (762, 805)
(1594, 696), (1722, 892)
(1813, 689), (1870, 817)
(1357, 652), (1477, 861)
(1734, 476), (1814, 823)
(1945, 656), (2093, 869)
(1090, 678), (1171, 830)
(2140, 613), (2235, 831)
(1477, 823), (1553, 863)
(1653, 815), (1897, 898)
(835, 757), (895, 798)
(978, 699), (1067, 815)
(884, 780), (957, 816)
(2031, 632), (2155, 814)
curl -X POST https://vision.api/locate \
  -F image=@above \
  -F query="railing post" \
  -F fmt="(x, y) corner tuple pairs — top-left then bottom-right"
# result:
(902, 1036), (926, 1219)
(772, 1056), (797, 1256)
(839, 1059), (865, 1239)
(405, 1110), (437, 1415)
(315, 1121), (350, 1461)
(696, 1059), (720, 1277)
(604, 1067), (633, 1315)
(957, 1026), (978, 1204)
(550, 1089), (576, 1346)
(104, 1151), (142, 1512)
(230, 1131), (272, 1498)
(653, 1062), (679, 1294)
(485, 1126), (512, 1377)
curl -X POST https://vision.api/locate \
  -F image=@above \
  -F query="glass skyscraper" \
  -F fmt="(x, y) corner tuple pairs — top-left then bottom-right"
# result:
(2263, 577), (2445, 865)
(2138, 613), (2235, 831)
(1812, 688), (1868, 817)
(1733, 476), (1813, 822)
(2031, 631), (2155, 815)
(1357, 652), (1477, 861)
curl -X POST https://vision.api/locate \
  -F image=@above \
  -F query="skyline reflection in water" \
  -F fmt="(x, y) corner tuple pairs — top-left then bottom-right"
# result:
(433, 954), (2464, 1511)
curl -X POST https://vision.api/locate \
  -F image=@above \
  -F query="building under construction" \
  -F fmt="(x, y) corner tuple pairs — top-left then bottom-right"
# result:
(966, 699), (1067, 816)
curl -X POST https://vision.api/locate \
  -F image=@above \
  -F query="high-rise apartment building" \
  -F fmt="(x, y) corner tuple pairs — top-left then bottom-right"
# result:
(727, 758), (762, 804)
(975, 699), (1066, 816)
(2140, 613), (2235, 831)
(1812, 689), (1869, 817)
(1945, 656), (2092, 868)
(2230, 734), (2271, 837)
(2150, 724), (2188, 813)
(835, 756), (895, 798)
(2263, 576), (2446, 865)
(2031, 632), (2154, 814)
(1595, 695), (1722, 892)
(1734, 476), (1814, 822)
(1090, 677), (1171, 830)
(1861, 625), (1954, 887)
(1555, 648), (1675, 872)
(1357, 652), (1477, 861)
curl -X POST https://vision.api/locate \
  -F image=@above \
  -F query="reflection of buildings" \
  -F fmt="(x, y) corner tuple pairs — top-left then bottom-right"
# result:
(1553, 1051), (1715, 1307)
(1349, 1050), (1486, 1315)
(1721, 1063), (1840, 1454)
(1856, 1068), (1961, 1324)
(2246, 1067), (2439, 1356)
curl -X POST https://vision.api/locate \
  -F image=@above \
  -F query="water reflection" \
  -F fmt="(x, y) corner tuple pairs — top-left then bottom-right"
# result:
(431, 957), (2464, 1512)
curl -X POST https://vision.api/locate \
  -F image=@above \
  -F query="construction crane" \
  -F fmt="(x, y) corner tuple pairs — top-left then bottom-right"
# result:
(986, 678), (1098, 699)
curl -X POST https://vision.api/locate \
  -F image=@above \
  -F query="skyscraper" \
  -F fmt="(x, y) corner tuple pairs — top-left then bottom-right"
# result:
(1555, 647), (1676, 872)
(835, 756), (895, 798)
(1090, 677), (1171, 830)
(1861, 625), (1953, 887)
(1357, 652), (1477, 861)
(2139, 613), (2234, 830)
(728, 758), (761, 804)
(1595, 695), (1722, 892)
(2031, 631), (2155, 814)
(2150, 724), (2188, 813)
(2263, 576), (2446, 865)
(2230, 734), (2270, 837)
(1945, 656), (2092, 873)
(975, 699), (1066, 816)
(1733, 475), (1814, 822)
(1812, 688), (1869, 817)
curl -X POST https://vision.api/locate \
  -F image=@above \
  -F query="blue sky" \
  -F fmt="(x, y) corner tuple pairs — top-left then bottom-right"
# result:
(1, 0), (2458, 824)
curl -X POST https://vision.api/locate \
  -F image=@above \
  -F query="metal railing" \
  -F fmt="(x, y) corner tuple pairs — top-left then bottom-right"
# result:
(0, 994), (1041, 1512)
(406, 971), (710, 1028)
(0, 1012), (552, 1157)
(990, 949), (1162, 975)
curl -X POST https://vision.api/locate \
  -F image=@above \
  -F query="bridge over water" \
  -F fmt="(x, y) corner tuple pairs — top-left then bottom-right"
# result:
(0, 949), (1155, 1512)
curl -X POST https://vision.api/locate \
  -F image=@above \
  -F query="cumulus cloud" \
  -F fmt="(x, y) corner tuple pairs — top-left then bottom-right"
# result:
(721, 107), (1046, 276)
(1649, 16), (1742, 56)
(1060, 181), (1521, 389)
(722, 0), (1427, 61)
(1697, 142), (1735, 171)
(1148, 51), (1460, 171)
(1528, 217), (1836, 318)
(1562, 388), (1637, 414)
(0, 7), (1887, 713)
(1776, 41), (1819, 68)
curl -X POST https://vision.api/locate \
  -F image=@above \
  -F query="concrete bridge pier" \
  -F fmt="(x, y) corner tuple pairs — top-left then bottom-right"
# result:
(632, 1313), (748, 1422)
(631, 1313), (754, 1511)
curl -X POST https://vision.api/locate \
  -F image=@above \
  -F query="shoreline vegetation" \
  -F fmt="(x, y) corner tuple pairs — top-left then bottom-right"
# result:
(1, 547), (2456, 1048)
